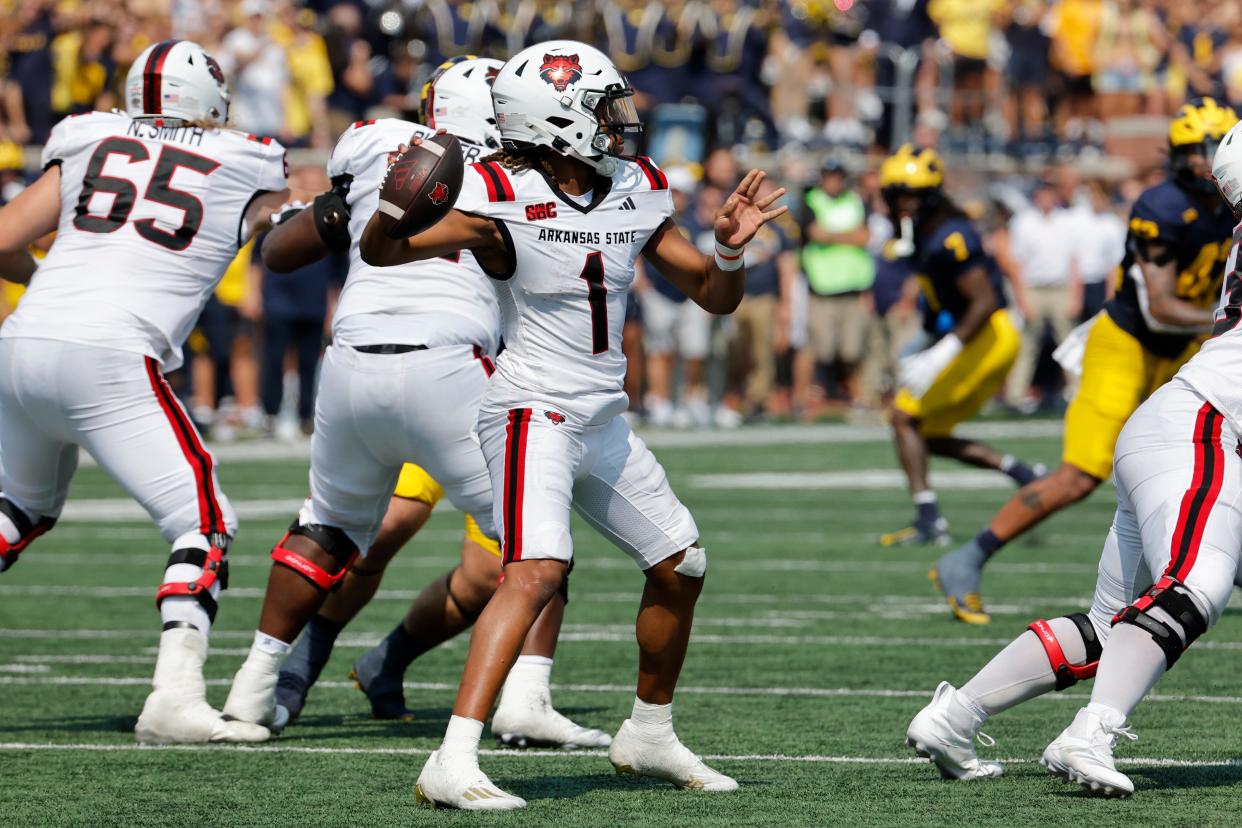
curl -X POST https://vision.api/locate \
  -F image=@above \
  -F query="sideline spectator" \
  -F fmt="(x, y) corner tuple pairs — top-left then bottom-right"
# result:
(1072, 179), (1126, 320)
(1048, 0), (1104, 149)
(219, 0), (290, 141)
(642, 175), (719, 428)
(277, 4), (333, 149)
(1092, 0), (1161, 120)
(729, 177), (798, 420)
(797, 159), (873, 407)
(1005, 181), (1080, 407)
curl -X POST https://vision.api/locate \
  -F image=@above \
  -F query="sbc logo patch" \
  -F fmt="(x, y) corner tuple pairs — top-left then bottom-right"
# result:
(428, 181), (450, 205)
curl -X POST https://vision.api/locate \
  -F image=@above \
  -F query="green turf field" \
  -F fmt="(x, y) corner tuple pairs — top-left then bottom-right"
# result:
(3, 422), (1241, 827)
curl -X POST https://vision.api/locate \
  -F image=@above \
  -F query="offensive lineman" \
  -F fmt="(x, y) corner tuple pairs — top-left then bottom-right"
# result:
(933, 98), (1239, 623)
(0, 40), (289, 743)
(878, 145), (1043, 549)
(361, 40), (787, 810)
(905, 118), (1242, 797)
(242, 56), (607, 748)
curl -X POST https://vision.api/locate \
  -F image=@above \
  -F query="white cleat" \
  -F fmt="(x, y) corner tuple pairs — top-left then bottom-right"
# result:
(905, 682), (1004, 780)
(1041, 706), (1137, 798)
(414, 749), (527, 811)
(492, 684), (612, 749)
(223, 649), (289, 734)
(608, 719), (738, 792)
(135, 626), (270, 744)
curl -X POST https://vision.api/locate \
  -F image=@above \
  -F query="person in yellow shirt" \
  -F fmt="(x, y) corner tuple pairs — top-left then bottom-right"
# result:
(274, 5), (334, 149)
(928, 0), (1006, 134)
(1049, 0), (1104, 147)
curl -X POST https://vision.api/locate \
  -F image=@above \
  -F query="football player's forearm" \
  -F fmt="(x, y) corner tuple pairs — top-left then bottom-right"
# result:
(1150, 295), (1214, 330)
(700, 259), (745, 314)
(262, 209), (331, 273)
(360, 215), (419, 266)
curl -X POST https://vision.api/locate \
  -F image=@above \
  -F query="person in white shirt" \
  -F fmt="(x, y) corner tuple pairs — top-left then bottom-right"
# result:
(1073, 180), (1126, 320)
(1006, 182), (1082, 405)
(218, 0), (288, 140)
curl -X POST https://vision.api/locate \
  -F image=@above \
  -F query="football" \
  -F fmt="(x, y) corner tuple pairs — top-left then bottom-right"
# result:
(375, 132), (465, 239)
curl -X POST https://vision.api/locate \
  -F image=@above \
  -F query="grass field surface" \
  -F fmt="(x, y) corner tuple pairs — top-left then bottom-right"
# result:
(3, 422), (1241, 826)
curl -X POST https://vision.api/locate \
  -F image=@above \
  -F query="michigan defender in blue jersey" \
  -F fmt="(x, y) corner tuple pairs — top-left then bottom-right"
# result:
(878, 145), (1042, 549)
(933, 97), (1238, 624)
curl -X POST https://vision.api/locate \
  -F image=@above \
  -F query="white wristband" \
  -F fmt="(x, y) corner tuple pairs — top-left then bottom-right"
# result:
(714, 241), (745, 272)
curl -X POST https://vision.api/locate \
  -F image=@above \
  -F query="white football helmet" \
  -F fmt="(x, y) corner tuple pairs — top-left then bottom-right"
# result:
(1213, 120), (1242, 218)
(420, 55), (504, 149)
(125, 40), (230, 125)
(491, 40), (641, 175)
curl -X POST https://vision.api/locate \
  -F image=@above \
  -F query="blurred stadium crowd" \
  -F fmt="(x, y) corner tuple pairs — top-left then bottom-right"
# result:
(0, 0), (1228, 436)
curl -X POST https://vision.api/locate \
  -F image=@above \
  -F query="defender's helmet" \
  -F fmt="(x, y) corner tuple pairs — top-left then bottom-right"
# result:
(420, 55), (504, 149)
(1170, 97), (1239, 195)
(880, 144), (947, 232)
(490, 40), (641, 175)
(125, 40), (230, 125)
(1212, 120), (1242, 218)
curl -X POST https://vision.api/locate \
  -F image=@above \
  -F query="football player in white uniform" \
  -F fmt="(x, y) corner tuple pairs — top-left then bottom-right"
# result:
(0, 40), (289, 743)
(362, 41), (787, 810)
(221, 57), (608, 749)
(904, 122), (1242, 798)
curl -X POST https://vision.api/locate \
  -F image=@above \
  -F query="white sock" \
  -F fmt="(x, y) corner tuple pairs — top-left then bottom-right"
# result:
(252, 630), (292, 658)
(1087, 623), (1168, 719)
(960, 618), (1089, 717)
(912, 490), (937, 505)
(630, 697), (673, 739)
(999, 454), (1016, 473)
(160, 534), (217, 635)
(443, 714), (483, 756)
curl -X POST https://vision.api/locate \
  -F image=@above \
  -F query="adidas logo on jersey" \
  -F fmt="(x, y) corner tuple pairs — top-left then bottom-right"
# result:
(619, 197), (637, 211)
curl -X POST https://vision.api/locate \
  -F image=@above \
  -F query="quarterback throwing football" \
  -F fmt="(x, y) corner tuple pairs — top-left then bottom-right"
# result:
(362, 40), (786, 809)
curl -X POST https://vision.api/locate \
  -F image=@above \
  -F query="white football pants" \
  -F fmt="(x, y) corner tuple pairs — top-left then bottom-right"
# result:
(302, 342), (496, 553)
(0, 338), (235, 541)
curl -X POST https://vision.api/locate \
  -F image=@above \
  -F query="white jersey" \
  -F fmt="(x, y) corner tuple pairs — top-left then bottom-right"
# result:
(456, 156), (675, 424)
(1178, 223), (1242, 431)
(2, 111), (287, 370)
(327, 118), (499, 353)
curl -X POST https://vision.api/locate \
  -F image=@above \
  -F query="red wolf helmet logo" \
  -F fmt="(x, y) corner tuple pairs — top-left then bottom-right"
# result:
(485, 66), (500, 87)
(428, 181), (450, 205)
(539, 54), (582, 93)
(544, 410), (566, 425)
(205, 55), (226, 86)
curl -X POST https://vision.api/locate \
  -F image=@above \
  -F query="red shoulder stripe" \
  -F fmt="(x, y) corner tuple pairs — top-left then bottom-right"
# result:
(487, 162), (515, 202)
(636, 156), (668, 190)
(245, 133), (273, 145)
(472, 162), (500, 202)
(352, 119), (376, 129)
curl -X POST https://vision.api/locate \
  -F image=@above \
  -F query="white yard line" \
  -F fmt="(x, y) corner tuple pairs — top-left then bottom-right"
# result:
(687, 470), (1107, 491)
(3, 670), (1240, 707)
(5, 627), (1242, 651)
(0, 740), (1228, 769)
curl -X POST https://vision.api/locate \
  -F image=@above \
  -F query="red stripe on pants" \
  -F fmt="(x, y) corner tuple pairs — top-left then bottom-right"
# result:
(502, 409), (530, 565)
(1167, 402), (1224, 582)
(144, 357), (223, 535)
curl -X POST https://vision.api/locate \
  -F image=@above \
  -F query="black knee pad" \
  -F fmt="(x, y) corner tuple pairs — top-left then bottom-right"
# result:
(1028, 612), (1102, 690)
(0, 496), (56, 568)
(273, 521), (359, 592)
(1112, 577), (1209, 669)
(156, 535), (231, 623)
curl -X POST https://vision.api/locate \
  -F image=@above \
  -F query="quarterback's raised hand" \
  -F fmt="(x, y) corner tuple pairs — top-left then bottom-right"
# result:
(714, 169), (788, 249)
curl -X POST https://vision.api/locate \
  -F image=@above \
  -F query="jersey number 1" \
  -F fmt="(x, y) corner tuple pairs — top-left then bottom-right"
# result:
(74, 137), (221, 251)
(579, 252), (608, 355)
